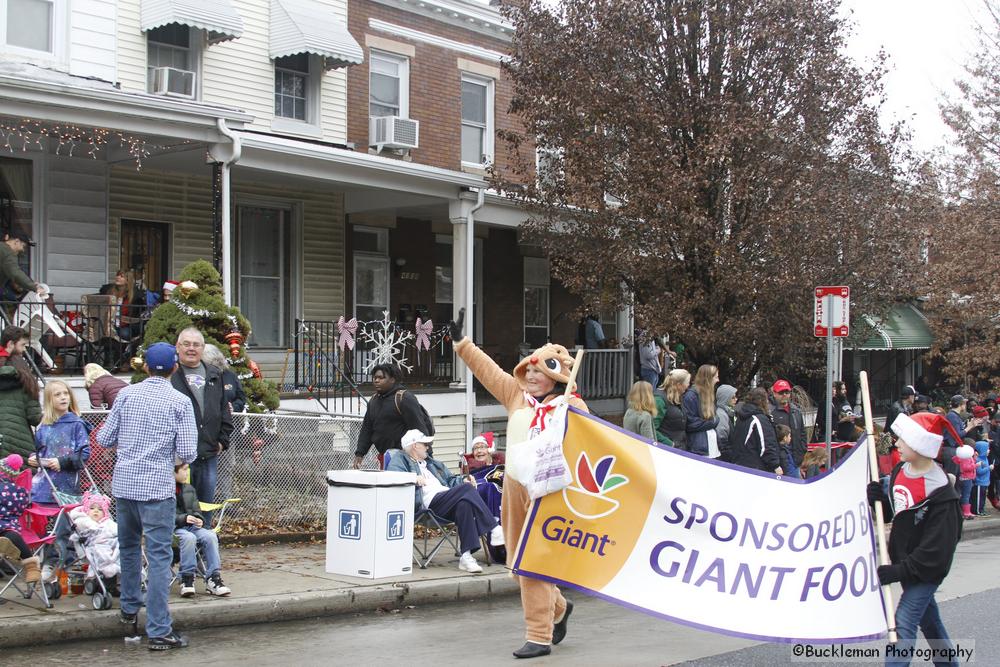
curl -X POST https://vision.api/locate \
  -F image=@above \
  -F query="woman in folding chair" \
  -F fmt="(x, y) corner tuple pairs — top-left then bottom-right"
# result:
(386, 429), (504, 573)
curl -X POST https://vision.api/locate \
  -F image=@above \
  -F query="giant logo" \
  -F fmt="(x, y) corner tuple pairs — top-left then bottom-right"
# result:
(562, 452), (630, 519)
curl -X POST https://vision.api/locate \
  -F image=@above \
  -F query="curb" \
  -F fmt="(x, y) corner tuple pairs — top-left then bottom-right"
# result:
(0, 570), (519, 648)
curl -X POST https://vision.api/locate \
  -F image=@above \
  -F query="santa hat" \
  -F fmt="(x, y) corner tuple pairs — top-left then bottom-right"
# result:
(0, 454), (23, 480)
(162, 280), (179, 293)
(891, 412), (962, 459)
(467, 432), (496, 454)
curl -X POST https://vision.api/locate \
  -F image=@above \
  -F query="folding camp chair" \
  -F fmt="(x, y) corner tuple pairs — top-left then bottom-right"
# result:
(382, 449), (462, 569)
(0, 470), (66, 609)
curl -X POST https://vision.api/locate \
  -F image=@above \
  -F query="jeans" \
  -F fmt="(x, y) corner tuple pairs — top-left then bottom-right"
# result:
(888, 581), (957, 667)
(175, 526), (221, 579)
(41, 511), (73, 567)
(639, 368), (660, 388)
(957, 479), (972, 505)
(190, 456), (219, 526)
(117, 497), (175, 639)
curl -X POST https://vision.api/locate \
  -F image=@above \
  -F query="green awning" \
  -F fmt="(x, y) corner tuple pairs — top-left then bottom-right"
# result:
(846, 304), (933, 351)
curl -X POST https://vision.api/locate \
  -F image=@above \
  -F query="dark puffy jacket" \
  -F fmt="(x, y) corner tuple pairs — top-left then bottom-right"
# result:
(0, 366), (41, 459)
(729, 402), (781, 473)
(682, 388), (718, 456)
(653, 390), (685, 448)
(88, 375), (127, 409)
(770, 399), (807, 466)
(175, 481), (205, 527)
(171, 364), (234, 460)
(355, 385), (427, 457)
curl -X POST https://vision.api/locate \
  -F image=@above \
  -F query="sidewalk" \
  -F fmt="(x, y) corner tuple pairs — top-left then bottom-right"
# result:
(0, 539), (517, 648)
(2, 514), (999, 649)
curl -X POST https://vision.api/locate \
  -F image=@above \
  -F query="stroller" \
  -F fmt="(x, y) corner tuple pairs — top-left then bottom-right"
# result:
(33, 458), (118, 610)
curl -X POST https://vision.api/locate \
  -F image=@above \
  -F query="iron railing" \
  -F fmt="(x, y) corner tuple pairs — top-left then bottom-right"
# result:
(80, 411), (373, 535)
(1, 299), (154, 375)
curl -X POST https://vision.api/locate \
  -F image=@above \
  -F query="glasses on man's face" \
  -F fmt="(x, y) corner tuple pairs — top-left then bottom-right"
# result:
(179, 342), (204, 349)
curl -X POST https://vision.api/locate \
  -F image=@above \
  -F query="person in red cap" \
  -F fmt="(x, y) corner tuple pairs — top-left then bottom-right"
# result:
(769, 379), (806, 478)
(867, 411), (963, 665)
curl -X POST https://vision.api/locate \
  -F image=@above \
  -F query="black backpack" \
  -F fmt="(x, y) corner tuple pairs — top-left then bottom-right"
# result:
(394, 389), (435, 436)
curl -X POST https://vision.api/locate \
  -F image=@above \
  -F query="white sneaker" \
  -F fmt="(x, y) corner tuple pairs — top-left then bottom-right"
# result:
(490, 525), (505, 547)
(206, 573), (231, 597)
(180, 575), (195, 598)
(458, 552), (482, 573)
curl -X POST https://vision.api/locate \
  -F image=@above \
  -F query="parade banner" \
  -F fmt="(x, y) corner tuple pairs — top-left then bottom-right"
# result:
(512, 408), (888, 643)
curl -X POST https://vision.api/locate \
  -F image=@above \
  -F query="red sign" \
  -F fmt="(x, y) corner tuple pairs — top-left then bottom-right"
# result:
(814, 286), (850, 337)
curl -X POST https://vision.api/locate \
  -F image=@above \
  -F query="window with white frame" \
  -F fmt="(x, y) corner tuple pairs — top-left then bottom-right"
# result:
(3, 0), (57, 54)
(274, 54), (312, 121)
(147, 24), (198, 96)
(238, 205), (294, 348)
(461, 74), (494, 166)
(369, 50), (408, 119)
(353, 226), (390, 322)
(523, 257), (550, 347)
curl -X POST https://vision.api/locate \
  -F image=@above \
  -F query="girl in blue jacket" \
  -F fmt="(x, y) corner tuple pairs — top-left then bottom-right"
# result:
(973, 441), (992, 516)
(29, 380), (91, 579)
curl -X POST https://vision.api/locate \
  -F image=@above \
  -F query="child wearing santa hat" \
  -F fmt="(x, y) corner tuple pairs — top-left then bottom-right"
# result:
(868, 412), (963, 666)
(952, 442), (978, 520)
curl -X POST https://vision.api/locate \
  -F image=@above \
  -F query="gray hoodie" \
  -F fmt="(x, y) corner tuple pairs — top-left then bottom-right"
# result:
(715, 384), (738, 457)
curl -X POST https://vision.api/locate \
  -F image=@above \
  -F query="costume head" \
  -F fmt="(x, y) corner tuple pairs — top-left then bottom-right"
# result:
(513, 344), (577, 393)
(891, 412), (962, 459)
(0, 454), (23, 481)
(468, 432), (496, 454)
(82, 490), (111, 522)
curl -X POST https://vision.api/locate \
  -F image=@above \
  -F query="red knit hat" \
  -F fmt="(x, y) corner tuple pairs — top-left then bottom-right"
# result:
(891, 412), (962, 458)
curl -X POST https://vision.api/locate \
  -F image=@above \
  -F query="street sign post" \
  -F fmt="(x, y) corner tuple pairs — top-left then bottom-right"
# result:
(814, 286), (850, 468)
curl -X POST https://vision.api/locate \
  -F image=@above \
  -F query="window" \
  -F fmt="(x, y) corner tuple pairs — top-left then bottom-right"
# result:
(274, 54), (310, 121)
(523, 257), (550, 347)
(147, 24), (197, 96)
(461, 74), (494, 166)
(535, 145), (564, 192)
(369, 51), (408, 118)
(0, 156), (33, 277)
(238, 206), (293, 347)
(3, 0), (55, 54)
(353, 227), (389, 322)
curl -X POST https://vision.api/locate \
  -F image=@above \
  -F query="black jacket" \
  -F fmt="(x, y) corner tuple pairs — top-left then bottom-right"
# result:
(654, 390), (687, 450)
(221, 368), (248, 413)
(728, 402), (781, 472)
(873, 463), (962, 585)
(884, 400), (911, 435)
(355, 385), (426, 457)
(171, 364), (234, 460)
(770, 399), (807, 466)
(175, 481), (205, 528)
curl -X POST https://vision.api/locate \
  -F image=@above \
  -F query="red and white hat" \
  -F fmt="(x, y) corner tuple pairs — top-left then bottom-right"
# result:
(467, 431), (495, 454)
(162, 280), (179, 293)
(891, 412), (962, 459)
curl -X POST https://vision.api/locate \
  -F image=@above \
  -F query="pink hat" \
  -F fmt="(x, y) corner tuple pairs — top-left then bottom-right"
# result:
(81, 490), (111, 521)
(467, 432), (496, 454)
(891, 412), (963, 459)
(0, 454), (22, 480)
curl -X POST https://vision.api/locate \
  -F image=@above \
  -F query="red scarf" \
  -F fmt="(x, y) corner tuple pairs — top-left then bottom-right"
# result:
(524, 392), (579, 436)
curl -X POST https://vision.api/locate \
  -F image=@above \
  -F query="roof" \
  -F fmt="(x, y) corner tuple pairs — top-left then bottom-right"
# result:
(270, 0), (364, 70)
(140, 0), (245, 43)
(846, 303), (933, 351)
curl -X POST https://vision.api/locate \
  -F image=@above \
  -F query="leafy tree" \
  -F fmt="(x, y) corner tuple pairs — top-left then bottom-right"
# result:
(495, 0), (920, 385)
(136, 260), (280, 411)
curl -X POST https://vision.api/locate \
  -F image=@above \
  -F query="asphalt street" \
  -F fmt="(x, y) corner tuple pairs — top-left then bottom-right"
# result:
(21, 535), (1000, 666)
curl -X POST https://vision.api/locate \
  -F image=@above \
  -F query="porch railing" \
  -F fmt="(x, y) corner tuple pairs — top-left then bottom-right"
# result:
(293, 318), (455, 412)
(0, 298), (155, 375)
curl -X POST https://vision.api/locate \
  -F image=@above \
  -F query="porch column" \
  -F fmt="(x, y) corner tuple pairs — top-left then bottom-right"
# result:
(449, 200), (472, 387)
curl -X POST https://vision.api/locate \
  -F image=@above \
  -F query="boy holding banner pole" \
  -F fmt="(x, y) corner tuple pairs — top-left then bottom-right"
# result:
(450, 309), (588, 660)
(864, 371), (964, 665)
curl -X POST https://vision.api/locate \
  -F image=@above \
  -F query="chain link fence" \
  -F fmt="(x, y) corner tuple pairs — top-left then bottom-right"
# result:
(80, 411), (375, 536)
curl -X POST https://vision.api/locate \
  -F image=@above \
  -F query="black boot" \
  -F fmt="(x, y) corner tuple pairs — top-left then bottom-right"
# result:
(513, 642), (551, 659)
(552, 599), (573, 645)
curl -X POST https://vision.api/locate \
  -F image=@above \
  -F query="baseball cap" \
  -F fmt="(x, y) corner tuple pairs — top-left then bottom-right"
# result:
(772, 379), (792, 393)
(10, 232), (35, 247)
(901, 385), (916, 397)
(400, 429), (433, 450)
(972, 405), (989, 419)
(950, 394), (966, 407)
(916, 394), (931, 404)
(145, 342), (178, 371)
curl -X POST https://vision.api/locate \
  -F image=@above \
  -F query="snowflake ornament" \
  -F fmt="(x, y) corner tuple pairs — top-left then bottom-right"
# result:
(360, 311), (413, 373)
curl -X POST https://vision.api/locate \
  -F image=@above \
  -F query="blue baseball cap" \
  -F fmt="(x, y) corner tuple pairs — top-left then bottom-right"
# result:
(145, 342), (178, 371)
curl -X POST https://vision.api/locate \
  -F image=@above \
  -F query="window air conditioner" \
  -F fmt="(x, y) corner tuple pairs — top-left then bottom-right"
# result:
(369, 116), (419, 150)
(151, 67), (196, 98)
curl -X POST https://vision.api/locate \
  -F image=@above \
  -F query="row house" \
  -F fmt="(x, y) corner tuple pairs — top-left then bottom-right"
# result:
(0, 0), (631, 455)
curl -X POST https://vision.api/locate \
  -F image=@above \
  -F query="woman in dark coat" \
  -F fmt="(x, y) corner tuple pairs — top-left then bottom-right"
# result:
(0, 365), (41, 459)
(728, 387), (783, 474)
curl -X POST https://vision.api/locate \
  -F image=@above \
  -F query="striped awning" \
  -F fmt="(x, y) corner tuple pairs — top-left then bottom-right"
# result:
(141, 0), (244, 43)
(845, 303), (933, 351)
(270, 0), (364, 70)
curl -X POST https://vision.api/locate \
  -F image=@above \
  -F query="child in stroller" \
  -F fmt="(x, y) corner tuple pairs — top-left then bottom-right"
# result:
(0, 454), (41, 583)
(69, 491), (119, 587)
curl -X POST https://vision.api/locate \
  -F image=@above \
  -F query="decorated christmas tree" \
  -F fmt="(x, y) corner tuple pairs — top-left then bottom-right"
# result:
(134, 260), (280, 412)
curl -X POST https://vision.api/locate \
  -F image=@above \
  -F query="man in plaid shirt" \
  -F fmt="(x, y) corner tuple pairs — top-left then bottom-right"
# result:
(97, 342), (197, 650)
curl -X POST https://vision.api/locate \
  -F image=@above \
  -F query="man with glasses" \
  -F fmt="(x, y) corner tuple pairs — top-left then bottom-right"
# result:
(770, 379), (807, 479)
(170, 327), (232, 533)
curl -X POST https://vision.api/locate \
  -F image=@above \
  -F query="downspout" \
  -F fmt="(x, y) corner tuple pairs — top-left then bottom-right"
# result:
(216, 118), (242, 306)
(465, 187), (485, 446)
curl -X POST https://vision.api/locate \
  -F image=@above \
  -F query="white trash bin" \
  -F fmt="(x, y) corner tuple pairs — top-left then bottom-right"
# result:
(325, 470), (416, 579)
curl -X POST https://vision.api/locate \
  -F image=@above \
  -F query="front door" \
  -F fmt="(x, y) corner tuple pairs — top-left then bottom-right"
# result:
(120, 219), (170, 293)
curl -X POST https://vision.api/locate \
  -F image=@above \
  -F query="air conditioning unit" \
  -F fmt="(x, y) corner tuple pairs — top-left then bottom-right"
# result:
(151, 67), (196, 98)
(369, 116), (419, 151)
